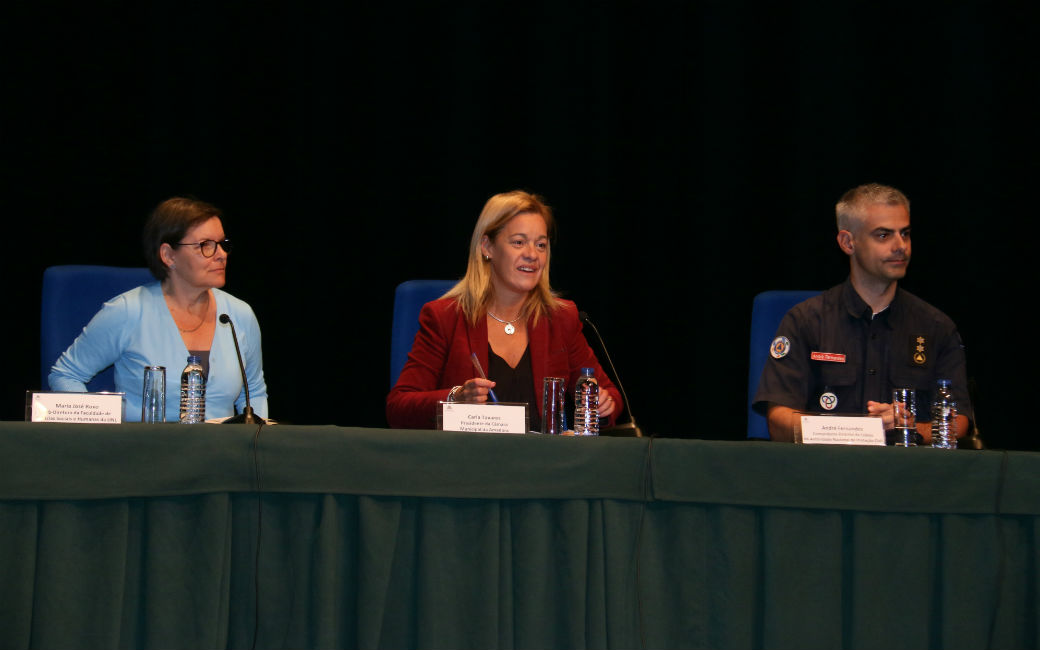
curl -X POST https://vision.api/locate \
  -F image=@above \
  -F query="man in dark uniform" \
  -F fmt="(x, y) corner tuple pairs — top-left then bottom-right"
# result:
(753, 183), (971, 442)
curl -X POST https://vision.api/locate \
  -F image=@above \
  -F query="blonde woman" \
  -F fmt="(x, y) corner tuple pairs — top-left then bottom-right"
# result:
(387, 190), (620, 430)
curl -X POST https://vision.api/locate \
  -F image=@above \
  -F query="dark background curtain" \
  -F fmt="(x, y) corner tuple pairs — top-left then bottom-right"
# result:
(5, 1), (1034, 448)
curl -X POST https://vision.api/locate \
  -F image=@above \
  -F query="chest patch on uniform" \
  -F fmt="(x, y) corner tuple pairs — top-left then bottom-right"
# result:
(911, 335), (927, 365)
(770, 336), (791, 359)
(820, 392), (838, 410)
(811, 351), (846, 363)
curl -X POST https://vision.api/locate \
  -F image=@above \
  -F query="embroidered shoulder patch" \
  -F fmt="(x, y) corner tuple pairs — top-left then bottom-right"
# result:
(770, 336), (791, 359)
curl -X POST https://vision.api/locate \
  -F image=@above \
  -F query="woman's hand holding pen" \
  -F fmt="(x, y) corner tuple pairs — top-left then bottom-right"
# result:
(460, 378), (496, 402)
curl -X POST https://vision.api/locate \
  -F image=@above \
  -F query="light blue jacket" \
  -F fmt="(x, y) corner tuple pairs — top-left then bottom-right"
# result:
(49, 282), (268, 422)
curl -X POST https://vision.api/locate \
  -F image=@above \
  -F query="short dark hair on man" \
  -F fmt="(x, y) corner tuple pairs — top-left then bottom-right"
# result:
(142, 197), (223, 281)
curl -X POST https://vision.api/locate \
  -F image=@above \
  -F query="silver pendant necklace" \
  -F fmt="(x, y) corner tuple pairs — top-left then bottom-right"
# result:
(487, 310), (521, 335)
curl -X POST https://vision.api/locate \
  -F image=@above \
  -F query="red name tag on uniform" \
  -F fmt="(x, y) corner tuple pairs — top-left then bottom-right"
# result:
(811, 352), (846, 363)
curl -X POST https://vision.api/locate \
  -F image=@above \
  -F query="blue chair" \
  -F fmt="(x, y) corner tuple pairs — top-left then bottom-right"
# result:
(41, 265), (155, 391)
(747, 290), (821, 440)
(390, 279), (456, 389)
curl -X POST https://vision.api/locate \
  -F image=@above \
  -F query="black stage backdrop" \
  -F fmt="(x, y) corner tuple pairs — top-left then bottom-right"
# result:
(5, 2), (1035, 449)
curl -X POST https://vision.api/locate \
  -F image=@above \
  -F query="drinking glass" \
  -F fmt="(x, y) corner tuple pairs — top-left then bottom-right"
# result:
(141, 365), (166, 423)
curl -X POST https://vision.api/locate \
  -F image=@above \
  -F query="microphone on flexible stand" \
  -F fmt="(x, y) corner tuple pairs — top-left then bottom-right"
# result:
(219, 313), (262, 425)
(578, 311), (644, 437)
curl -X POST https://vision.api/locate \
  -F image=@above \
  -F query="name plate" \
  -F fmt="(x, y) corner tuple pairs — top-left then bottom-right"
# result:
(438, 401), (529, 434)
(28, 391), (124, 424)
(799, 414), (885, 446)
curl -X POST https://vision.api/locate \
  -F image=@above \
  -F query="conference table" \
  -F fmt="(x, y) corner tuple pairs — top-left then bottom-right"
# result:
(1, 422), (1037, 649)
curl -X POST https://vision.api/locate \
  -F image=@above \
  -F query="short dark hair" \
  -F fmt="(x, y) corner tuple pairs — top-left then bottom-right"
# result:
(142, 197), (223, 280)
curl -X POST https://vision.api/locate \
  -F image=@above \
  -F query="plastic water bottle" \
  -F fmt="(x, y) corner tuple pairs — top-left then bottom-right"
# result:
(930, 379), (957, 449)
(573, 367), (600, 436)
(179, 355), (206, 424)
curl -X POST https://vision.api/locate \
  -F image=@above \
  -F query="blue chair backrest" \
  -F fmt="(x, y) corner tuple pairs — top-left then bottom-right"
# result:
(747, 289), (821, 439)
(41, 265), (154, 391)
(390, 279), (456, 389)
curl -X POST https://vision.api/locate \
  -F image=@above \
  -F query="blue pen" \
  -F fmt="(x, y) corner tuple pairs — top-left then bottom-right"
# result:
(470, 352), (499, 402)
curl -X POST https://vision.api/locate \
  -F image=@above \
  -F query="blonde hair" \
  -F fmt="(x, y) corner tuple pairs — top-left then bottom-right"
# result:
(836, 183), (910, 232)
(443, 190), (562, 326)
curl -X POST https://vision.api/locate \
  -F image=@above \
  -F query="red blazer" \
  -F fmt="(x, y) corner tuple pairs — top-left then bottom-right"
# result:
(387, 297), (622, 429)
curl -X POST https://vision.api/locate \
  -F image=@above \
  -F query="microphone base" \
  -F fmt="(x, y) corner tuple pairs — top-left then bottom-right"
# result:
(600, 420), (644, 437)
(222, 408), (263, 425)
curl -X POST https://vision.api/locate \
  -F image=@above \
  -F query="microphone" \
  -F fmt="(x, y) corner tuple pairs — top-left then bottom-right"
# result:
(219, 313), (262, 425)
(578, 311), (644, 437)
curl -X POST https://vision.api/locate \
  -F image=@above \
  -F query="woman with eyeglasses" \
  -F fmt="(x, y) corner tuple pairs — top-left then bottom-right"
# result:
(49, 197), (268, 422)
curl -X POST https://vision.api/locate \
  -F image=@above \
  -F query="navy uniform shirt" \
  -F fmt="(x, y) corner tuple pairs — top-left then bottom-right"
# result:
(753, 279), (971, 423)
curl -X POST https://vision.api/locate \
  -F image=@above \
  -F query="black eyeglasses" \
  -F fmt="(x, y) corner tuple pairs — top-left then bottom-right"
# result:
(170, 239), (232, 257)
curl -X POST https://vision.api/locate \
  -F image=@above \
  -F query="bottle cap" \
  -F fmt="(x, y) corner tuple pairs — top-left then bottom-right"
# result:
(581, 367), (595, 376)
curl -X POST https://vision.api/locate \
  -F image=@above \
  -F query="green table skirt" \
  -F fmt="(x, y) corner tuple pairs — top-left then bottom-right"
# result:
(1, 423), (1038, 649)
